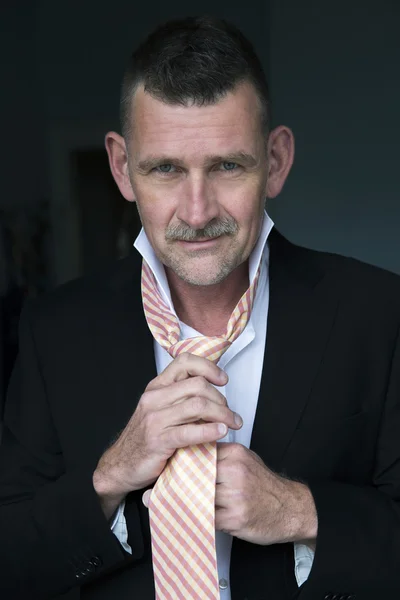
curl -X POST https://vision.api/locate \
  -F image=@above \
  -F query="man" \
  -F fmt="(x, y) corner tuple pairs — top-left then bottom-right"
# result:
(1, 15), (400, 600)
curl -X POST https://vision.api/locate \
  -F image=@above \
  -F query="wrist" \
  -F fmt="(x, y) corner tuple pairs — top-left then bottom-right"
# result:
(92, 468), (126, 521)
(287, 481), (318, 545)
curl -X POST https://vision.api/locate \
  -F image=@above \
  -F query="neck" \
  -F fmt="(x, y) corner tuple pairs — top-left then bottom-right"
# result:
(166, 263), (249, 337)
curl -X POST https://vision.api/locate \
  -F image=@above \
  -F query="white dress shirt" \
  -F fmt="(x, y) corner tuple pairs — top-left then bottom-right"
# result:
(111, 212), (314, 595)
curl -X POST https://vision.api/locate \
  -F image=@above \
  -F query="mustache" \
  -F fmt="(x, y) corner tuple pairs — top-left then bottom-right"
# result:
(165, 218), (239, 242)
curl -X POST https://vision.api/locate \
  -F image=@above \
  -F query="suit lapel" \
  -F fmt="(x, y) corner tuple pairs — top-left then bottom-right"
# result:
(250, 230), (340, 471)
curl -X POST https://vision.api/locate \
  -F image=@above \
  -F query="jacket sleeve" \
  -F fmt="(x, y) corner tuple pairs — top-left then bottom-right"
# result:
(298, 324), (400, 599)
(0, 302), (132, 599)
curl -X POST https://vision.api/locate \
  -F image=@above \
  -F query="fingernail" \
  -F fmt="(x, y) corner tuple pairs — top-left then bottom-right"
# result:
(234, 413), (243, 427)
(220, 370), (228, 383)
(218, 423), (228, 436)
(142, 489), (151, 508)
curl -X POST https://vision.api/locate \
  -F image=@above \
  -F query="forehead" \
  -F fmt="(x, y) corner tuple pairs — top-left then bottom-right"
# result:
(129, 82), (264, 160)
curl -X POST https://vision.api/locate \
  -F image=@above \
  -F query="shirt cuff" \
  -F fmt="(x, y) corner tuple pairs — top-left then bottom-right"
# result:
(110, 499), (132, 554)
(293, 542), (315, 586)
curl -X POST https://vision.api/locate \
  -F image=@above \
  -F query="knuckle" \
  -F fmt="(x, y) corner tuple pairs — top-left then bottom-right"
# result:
(227, 461), (241, 479)
(176, 425), (190, 446)
(225, 406), (236, 422)
(231, 443), (245, 458)
(190, 395), (208, 414)
(177, 352), (192, 366)
(235, 509), (247, 530)
(193, 376), (208, 393)
(142, 412), (157, 436)
(200, 422), (214, 441)
(140, 390), (152, 406)
(145, 378), (157, 391)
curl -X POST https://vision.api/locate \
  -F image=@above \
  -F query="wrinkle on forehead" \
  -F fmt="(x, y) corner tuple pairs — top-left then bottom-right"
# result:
(130, 82), (265, 162)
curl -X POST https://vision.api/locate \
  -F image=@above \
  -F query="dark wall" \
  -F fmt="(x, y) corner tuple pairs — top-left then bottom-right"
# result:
(268, 0), (400, 274)
(1, 0), (47, 210)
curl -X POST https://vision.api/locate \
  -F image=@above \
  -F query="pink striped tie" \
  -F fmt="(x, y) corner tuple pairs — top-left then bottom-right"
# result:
(141, 260), (260, 600)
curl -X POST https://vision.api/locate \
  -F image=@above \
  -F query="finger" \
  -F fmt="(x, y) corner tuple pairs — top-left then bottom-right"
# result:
(161, 396), (242, 430)
(215, 482), (229, 509)
(146, 353), (228, 390)
(166, 421), (230, 448)
(215, 507), (233, 534)
(142, 488), (152, 508)
(144, 375), (229, 411)
(217, 441), (240, 461)
(171, 376), (228, 407)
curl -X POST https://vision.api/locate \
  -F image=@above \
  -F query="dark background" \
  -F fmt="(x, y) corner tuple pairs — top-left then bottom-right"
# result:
(1, 0), (399, 410)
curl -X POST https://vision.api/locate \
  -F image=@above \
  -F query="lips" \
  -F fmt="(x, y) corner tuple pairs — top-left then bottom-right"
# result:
(177, 237), (221, 249)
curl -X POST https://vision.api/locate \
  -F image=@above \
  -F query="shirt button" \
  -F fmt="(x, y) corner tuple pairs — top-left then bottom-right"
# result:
(219, 578), (228, 590)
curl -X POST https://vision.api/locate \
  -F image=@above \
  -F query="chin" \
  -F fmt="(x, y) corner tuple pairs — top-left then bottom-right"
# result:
(163, 249), (242, 287)
(181, 274), (223, 287)
(173, 263), (235, 287)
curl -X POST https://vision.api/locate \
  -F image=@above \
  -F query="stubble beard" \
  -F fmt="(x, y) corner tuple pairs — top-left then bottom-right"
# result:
(135, 204), (246, 284)
(162, 216), (242, 286)
(160, 241), (244, 286)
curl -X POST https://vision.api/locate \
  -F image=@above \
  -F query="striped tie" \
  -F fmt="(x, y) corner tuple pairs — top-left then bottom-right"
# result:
(141, 259), (260, 600)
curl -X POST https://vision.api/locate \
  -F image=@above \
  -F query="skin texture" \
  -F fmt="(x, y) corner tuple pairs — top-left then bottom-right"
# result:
(96, 81), (318, 547)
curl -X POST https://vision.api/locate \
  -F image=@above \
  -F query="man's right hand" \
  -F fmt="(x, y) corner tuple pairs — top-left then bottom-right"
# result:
(92, 353), (242, 519)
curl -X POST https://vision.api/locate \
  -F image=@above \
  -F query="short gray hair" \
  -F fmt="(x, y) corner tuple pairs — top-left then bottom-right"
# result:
(120, 16), (271, 140)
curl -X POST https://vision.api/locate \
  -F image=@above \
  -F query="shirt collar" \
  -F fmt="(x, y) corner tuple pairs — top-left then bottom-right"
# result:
(134, 210), (274, 312)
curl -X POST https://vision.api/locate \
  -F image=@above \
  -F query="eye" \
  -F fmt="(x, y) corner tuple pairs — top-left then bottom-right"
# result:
(221, 162), (238, 171)
(155, 164), (176, 174)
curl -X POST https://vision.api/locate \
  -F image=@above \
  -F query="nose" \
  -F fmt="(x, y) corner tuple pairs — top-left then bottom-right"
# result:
(175, 172), (220, 230)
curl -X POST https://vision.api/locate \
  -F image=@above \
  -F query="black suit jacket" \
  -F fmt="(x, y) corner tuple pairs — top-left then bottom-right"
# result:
(1, 229), (400, 600)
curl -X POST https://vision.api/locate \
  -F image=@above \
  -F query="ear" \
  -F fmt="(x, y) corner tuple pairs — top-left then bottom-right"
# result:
(105, 131), (136, 202)
(265, 126), (295, 199)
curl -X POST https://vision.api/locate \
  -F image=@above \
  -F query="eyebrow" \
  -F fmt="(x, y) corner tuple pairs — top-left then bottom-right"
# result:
(136, 156), (185, 172)
(136, 152), (258, 172)
(207, 153), (258, 167)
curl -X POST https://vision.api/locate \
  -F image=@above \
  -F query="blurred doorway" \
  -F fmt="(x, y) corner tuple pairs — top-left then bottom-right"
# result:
(70, 149), (141, 275)
(48, 121), (142, 286)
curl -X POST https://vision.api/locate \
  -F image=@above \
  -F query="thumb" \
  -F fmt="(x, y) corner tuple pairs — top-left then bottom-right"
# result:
(142, 488), (153, 508)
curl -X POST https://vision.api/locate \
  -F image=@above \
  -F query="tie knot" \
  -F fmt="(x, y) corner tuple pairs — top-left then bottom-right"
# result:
(141, 259), (261, 363)
(170, 337), (230, 363)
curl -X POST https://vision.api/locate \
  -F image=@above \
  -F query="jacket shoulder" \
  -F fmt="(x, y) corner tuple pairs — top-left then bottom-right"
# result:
(23, 254), (142, 330)
(295, 241), (400, 317)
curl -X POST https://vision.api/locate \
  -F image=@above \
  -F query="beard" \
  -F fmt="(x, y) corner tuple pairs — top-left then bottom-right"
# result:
(162, 243), (243, 286)
(164, 216), (239, 242)
(161, 216), (242, 286)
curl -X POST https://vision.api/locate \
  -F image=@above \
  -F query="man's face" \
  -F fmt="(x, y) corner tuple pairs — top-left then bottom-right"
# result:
(127, 82), (269, 286)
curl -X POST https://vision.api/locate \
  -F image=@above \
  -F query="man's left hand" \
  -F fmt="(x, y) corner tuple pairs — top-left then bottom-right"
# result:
(215, 443), (318, 547)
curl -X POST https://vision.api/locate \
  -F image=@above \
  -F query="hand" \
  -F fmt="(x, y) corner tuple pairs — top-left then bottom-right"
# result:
(214, 443), (318, 546)
(93, 354), (243, 519)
